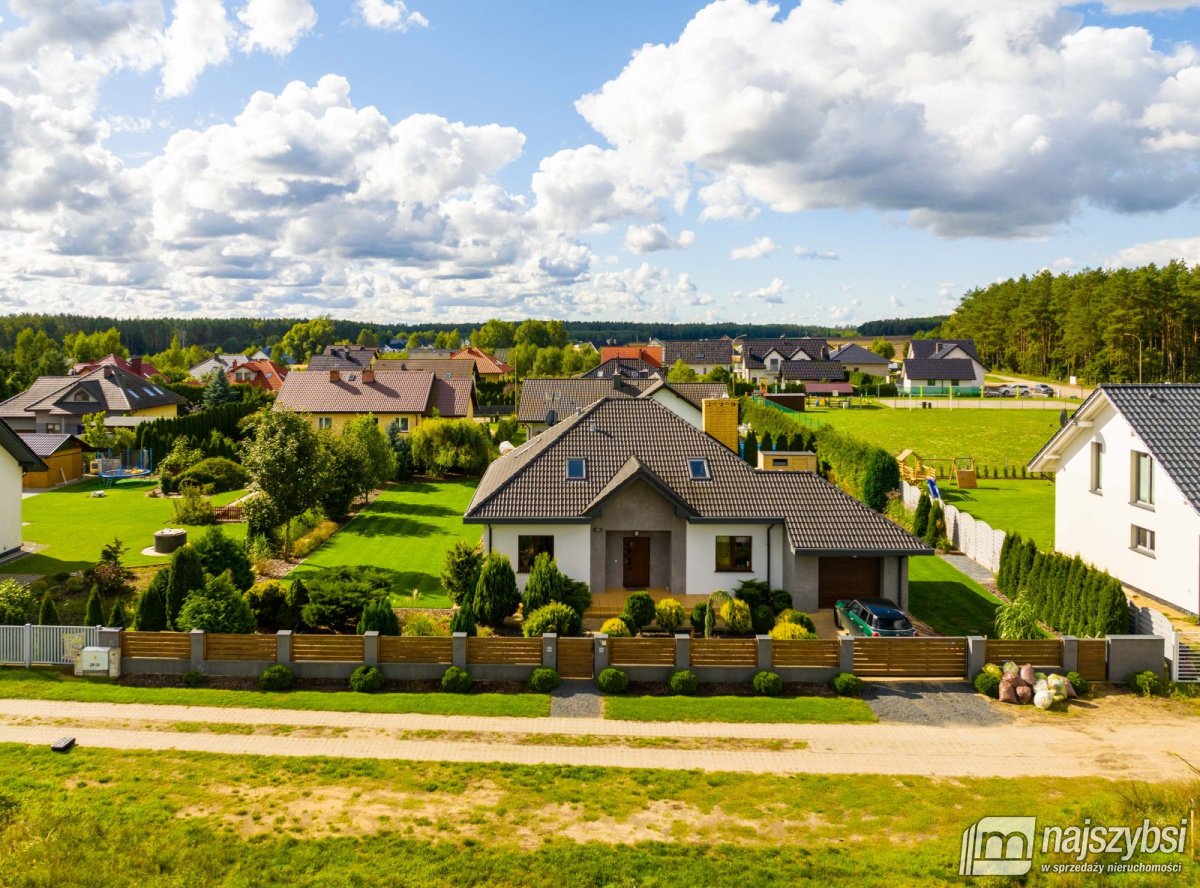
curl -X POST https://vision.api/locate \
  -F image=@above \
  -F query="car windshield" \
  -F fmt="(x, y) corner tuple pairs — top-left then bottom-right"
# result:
(874, 617), (912, 631)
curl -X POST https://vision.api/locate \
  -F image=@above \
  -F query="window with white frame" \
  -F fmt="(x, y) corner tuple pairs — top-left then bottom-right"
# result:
(317, 417), (333, 431)
(1132, 451), (1154, 506)
(688, 458), (710, 480)
(1090, 442), (1103, 493)
(566, 458), (587, 480)
(1131, 525), (1156, 555)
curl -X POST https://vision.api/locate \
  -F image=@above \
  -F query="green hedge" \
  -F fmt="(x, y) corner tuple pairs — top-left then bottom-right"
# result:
(136, 401), (259, 464)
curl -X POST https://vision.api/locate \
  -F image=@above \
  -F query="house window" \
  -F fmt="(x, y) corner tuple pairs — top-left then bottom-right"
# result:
(74, 391), (89, 401)
(716, 535), (752, 572)
(566, 458), (587, 480)
(1132, 525), (1156, 555)
(688, 458), (710, 480)
(396, 417), (410, 433)
(45, 422), (61, 433)
(1090, 442), (1103, 493)
(517, 535), (554, 572)
(771, 457), (788, 467)
(768, 358), (779, 371)
(1133, 452), (1154, 506)
(317, 417), (333, 431)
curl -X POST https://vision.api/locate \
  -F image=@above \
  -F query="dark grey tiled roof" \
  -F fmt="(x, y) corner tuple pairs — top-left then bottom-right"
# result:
(908, 339), (981, 362)
(307, 347), (377, 370)
(902, 358), (977, 381)
(1104, 385), (1200, 512)
(737, 337), (829, 368)
(663, 340), (734, 365)
(830, 343), (889, 364)
(467, 397), (929, 555)
(780, 360), (847, 381)
(517, 378), (650, 423)
(17, 433), (83, 456)
(0, 367), (183, 418)
(0, 419), (46, 471)
(642, 381), (729, 410)
(580, 358), (662, 379)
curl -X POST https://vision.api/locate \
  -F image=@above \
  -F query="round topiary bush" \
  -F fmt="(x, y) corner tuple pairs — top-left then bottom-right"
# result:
(597, 667), (628, 694)
(182, 670), (206, 688)
(668, 669), (699, 696)
(973, 671), (1001, 699)
(622, 591), (656, 634)
(830, 672), (865, 697)
(522, 602), (582, 638)
(528, 666), (561, 693)
(720, 599), (753, 634)
(750, 604), (775, 635)
(441, 666), (472, 693)
(777, 609), (816, 634)
(600, 617), (631, 637)
(1127, 669), (1164, 697)
(1066, 671), (1089, 697)
(349, 665), (384, 693)
(769, 622), (813, 640)
(655, 598), (686, 634)
(259, 664), (294, 692)
(752, 670), (783, 697)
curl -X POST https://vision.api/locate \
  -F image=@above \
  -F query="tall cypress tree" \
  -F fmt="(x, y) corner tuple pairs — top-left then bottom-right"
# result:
(134, 582), (167, 631)
(996, 533), (1015, 596)
(912, 491), (931, 538)
(165, 545), (206, 629)
(37, 591), (59, 626)
(106, 597), (128, 629)
(84, 585), (104, 626)
(743, 430), (758, 466)
(759, 431), (774, 453)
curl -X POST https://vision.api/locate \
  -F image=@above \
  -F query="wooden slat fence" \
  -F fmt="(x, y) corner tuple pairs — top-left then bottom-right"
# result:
(772, 639), (840, 669)
(853, 637), (966, 677)
(690, 638), (757, 668)
(380, 637), (452, 664)
(609, 638), (675, 667)
(123, 631), (190, 659)
(557, 637), (594, 679)
(467, 637), (541, 665)
(204, 633), (276, 661)
(985, 639), (1063, 668)
(1076, 639), (1108, 682)
(292, 635), (365, 662)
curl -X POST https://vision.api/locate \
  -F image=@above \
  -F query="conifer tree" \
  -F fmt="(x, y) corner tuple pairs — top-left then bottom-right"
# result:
(759, 431), (774, 453)
(912, 491), (931, 538)
(743, 430), (758, 466)
(106, 597), (128, 629)
(84, 585), (104, 626)
(37, 591), (59, 626)
(165, 545), (206, 629)
(134, 581), (167, 631)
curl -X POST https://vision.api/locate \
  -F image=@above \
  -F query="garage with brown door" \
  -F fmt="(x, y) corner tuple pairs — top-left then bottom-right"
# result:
(817, 556), (881, 608)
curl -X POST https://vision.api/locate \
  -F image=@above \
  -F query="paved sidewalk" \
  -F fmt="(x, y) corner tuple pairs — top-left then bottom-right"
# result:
(1, 698), (1196, 779)
(938, 553), (996, 588)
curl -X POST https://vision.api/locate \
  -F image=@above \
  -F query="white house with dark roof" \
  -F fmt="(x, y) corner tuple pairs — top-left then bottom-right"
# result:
(0, 419), (46, 558)
(900, 339), (986, 391)
(734, 337), (830, 383)
(661, 340), (734, 376)
(830, 343), (890, 377)
(1029, 384), (1200, 615)
(466, 397), (929, 609)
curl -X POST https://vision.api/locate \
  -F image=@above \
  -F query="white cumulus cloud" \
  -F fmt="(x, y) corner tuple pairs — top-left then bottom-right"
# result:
(238, 0), (317, 55)
(357, 0), (428, 32)
(795, 246), (839, 261)
(160, 0), (234, 98)
(730, 236), (778, 260)
(623, 223), (694, 254)
(1107, 236), (1200, 267)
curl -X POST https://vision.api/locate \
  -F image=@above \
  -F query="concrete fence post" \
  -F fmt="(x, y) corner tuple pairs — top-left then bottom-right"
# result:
(594, 633), (610, 673)
(674, 634), (690, 670)
(97, 627), (122, 652)
(452, 632), (468, 670)
(23, 623), (31, 669)
(1061, 636), (1078, 674)
(542, 633), (557, 671)
(838, 636), (854, 674)
(755, 635), (771, 671)
(965, 636), (986, 680)
(189, 629), (205, 672)
(363, 631), (379, 666)
(276, 630), (292, 665)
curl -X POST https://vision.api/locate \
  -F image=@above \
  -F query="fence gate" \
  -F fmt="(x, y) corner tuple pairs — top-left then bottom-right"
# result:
(557, 638), (594, 679)
(0, 625), (99, 666)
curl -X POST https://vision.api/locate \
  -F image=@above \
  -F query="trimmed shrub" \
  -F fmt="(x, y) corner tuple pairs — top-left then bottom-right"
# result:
(1127, 670), (1164, 697)
(172, 485), (217, 526)
(622, 591), (656, 634)
(600, 617), (631, 637)
(912, 490), (931, 538)
(597, 667), (628, 694)
(473, 553), (521, 627)
(134, 572), (168, 631)
(106, 597), (128, 629)
(719, 599), (753, 634)
(357, 598), (401, 635)
(449, 606), (477, 636)
(522, 602), (582, 637)
(182, 670), (206, 688)
(259, 664), (294, 691)
(245, 580), (287, 632)
(0, 579), (36, 625)
(194, 526), (254, 592)
(668, 669), (699, 696)
(1066, 671), (1089, 697)
(441, 666), (472, 693)
(291, 520), (338, 561)
(831, 672), (865, 697)
(280, 578), (308, 631)
(769, 622), (814, 640)
(752, 670), (783, 697)
(733, 579), (792, 615)
(441, 540), (483, 608)
(176, 573), (256, 634)
(522, 552), (561, 615)
(84, 585), (104, 626)
(302, 566), (396, 632)
(973, 671), (1001, 699)
(175, 457), (249, 494)
(750, 604), (775, 635)
(528, 667), (561, 693)
(690, 603), (708, 632)
(165, 544), (206, 628)
(776, 609), (816, 634)
(654, 598), (686, 634)
(349, 665), (384, 693)
(37, 590), (59, 625)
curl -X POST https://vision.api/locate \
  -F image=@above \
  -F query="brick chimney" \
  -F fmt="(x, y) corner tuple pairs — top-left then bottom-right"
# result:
(701, 397), (739, 453)
(362, 369), (375, 384)
(130, 355), (143, 375)
(329, 369), (340, 382)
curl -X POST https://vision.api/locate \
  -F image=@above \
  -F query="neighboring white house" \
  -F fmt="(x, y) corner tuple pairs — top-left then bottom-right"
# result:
(1029, 384), (1200, 616)
(900, 339), (987, 391)
(188, 354), (251, 380)
(0, 419), (47, 558)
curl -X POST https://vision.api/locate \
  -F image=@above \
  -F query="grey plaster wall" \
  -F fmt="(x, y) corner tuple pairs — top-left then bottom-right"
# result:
(590, 478), (688, 592)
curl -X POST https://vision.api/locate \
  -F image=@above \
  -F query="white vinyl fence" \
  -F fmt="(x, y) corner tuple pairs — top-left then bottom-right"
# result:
(0, 624), (99, 667)
(901, 481), (1007, 573)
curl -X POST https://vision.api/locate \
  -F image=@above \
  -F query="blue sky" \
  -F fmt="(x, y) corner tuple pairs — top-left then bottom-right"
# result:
(2, 0), (1200, 326)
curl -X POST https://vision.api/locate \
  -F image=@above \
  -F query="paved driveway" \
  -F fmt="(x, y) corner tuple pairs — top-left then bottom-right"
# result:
(866, 680), (1010, 726)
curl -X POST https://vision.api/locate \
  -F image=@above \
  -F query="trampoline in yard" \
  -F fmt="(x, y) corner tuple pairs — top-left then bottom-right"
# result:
(91, 449), (154, 487)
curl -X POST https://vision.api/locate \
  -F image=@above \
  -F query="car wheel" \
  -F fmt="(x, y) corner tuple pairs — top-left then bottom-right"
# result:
(833, 612), (841, 628)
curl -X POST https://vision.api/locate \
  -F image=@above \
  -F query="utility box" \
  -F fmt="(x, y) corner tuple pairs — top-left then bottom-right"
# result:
(76, 646), (120, 678)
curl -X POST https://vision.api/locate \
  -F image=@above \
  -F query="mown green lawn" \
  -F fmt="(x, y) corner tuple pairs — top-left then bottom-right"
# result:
(0, 744), (1192, 886)
(907, 556), (1001, 638)
(0, 668), (548, 717)
(604, 695), (876, 724)
(938, 477), (1055, 548)
(14, 479), (247, 574)
(287, 479), (481, 608)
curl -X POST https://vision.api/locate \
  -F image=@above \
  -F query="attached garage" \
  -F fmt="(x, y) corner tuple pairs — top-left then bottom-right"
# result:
(18, 434), (87, 489)
(817, 556), (881, 608)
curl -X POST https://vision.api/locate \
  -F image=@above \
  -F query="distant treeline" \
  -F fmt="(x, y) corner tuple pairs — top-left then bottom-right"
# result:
(856, 316), (947, 336)
(939, 260), (1200, 383)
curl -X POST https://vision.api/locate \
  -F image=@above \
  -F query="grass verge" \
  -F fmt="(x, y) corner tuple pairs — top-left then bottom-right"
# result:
(603, 695), (876, 724)
(907, 555), (1001, 637)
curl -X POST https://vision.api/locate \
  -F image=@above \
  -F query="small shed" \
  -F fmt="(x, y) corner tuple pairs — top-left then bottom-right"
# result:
(18, 433), (88, 488)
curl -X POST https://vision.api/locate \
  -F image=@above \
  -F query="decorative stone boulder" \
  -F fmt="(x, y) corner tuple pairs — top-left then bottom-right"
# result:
(154, 528), (187, 554)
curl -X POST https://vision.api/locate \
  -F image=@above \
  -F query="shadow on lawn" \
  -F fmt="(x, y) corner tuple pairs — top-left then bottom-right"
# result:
(5, 554), (94, 576)
(343, 515), (441, 539)
(362, 501), (460, 519)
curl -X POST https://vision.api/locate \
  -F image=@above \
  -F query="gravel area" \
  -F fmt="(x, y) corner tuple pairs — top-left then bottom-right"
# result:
(866, 680), (1011, 726)
(550, 681), (602, 718)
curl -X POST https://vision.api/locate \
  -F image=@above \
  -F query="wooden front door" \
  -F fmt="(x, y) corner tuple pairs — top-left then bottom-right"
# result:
(623, 537), (651, 588)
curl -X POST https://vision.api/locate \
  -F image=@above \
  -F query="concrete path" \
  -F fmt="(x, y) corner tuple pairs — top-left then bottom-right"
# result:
(938, 553), (996, 588)
(2, 698), (1198, 780)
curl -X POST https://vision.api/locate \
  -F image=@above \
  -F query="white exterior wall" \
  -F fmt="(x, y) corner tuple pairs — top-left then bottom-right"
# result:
(900, 359), (985, 391)
(0, 451), (22, 555)
(684, 522), (785, 596)
(645, 388), (702, 429)
(484, 523), (592, 588)
(1054, 402), (1200, 615)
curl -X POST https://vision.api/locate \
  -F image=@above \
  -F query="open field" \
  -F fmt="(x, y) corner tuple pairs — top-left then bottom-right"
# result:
(13, 479), (247, 574)
(0, 668), (548, 717)
(907, 556), (1001, 637)
(603, 695), (875, 724)
(0, 744), (1191, 885)
(938, 477), (1056, 548)
(287, 479), (480, 608)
